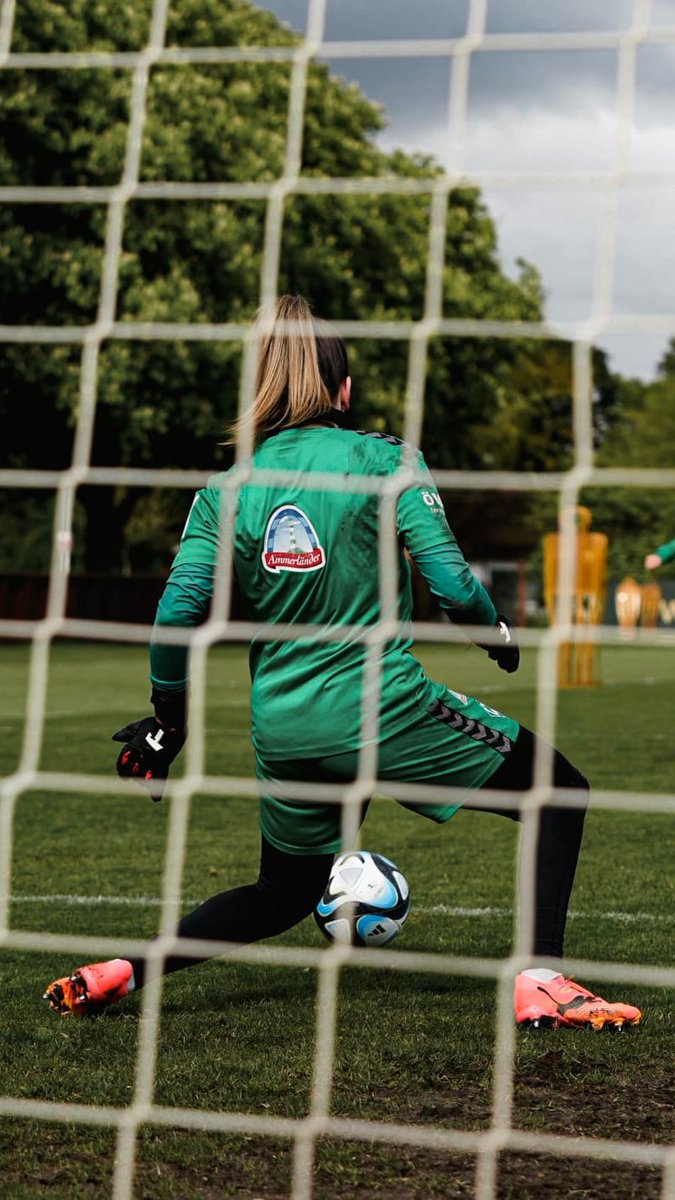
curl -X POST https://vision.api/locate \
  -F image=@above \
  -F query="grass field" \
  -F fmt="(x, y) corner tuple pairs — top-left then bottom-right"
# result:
(0, 638), (673, 1199)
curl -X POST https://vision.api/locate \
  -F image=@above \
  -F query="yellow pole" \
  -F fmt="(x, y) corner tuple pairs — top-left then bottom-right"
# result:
(543, 507), (607, 687)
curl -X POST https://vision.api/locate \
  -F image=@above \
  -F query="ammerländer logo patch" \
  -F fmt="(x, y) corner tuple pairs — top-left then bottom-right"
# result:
(262, 505), (326, 574)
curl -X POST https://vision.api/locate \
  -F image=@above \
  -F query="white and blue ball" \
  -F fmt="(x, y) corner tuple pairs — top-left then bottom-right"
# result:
(314, 850), (410, 947)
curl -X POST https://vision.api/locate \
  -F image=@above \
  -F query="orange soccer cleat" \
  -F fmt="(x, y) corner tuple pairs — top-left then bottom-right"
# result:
(43, 958), (133, 1017)
(515, 970), (642, 1031)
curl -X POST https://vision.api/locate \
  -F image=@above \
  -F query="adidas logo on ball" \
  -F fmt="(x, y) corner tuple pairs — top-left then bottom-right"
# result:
(314, 850), (411, 947)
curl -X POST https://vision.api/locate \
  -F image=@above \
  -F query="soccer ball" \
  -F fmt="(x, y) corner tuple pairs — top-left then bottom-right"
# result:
(314, 850), (411, 947)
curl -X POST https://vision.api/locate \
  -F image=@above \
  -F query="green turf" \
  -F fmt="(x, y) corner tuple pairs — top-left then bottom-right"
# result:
(0, 639), (673, 1198)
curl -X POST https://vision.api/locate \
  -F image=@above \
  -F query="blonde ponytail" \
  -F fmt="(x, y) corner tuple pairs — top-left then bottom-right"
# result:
(228, 295), (348, 446)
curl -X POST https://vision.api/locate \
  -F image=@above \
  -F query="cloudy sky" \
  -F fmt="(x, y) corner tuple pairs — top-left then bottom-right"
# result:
(253, 0), (675, 382)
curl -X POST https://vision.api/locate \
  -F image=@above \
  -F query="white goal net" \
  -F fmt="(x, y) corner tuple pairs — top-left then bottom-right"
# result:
(1, 1), (675, 1198)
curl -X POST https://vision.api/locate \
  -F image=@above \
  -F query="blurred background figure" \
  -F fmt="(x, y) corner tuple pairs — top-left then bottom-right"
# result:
(644, 537), (675, 571)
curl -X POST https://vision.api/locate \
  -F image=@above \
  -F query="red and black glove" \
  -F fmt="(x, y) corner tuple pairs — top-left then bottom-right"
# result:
(113, 688), (186, 801)
(478, 614), (520, 674)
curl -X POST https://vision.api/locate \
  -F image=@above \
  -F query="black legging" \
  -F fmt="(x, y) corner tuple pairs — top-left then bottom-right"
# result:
(129, 726), (587, 988)
(466, 725), (589, 959)
(129, 836), (334, 987)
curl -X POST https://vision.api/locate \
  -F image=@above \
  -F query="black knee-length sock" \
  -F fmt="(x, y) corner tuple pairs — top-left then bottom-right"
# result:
(467, 726), (589, 959)
(129, 837), (333, 989)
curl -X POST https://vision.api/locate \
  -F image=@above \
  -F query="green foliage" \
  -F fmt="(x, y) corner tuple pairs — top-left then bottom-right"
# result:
(12, 0), (153, 51)
(0, 3), (539, 553)
(601, 359), (675, 471)
(0, 492), (55, 572)
(575, 487), (675, 582)
(519, 344), (675, 589)
(562, 349), (675, 581)
(0, 0), (637, 572)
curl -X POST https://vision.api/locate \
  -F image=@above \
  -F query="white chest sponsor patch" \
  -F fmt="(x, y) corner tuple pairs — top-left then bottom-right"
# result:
(262, 504), (326, 574)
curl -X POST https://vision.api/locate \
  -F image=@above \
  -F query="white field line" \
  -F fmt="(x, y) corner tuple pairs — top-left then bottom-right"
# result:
(4, 893), (672, 925)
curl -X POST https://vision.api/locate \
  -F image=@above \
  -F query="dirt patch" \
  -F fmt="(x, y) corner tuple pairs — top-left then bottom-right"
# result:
(513, 1049), (674, 1143)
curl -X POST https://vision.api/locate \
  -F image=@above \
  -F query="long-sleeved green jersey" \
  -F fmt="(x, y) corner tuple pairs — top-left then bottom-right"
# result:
(150, 424), (516, 763)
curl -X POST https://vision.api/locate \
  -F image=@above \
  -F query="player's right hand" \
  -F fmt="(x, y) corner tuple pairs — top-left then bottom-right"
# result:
(479, 614), (520, 674)
(112, 716), (185, 801)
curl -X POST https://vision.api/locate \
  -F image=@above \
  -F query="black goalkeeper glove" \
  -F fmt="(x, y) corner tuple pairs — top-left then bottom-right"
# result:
(113, 688), (187, 801)
(478, 614), (520, 674)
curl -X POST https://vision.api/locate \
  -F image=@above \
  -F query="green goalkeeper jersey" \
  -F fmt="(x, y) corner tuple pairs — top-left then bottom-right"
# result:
(154, 424), (515, 761)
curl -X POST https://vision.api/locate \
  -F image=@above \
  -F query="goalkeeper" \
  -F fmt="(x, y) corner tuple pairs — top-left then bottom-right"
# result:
(45, 295), (641, 1031)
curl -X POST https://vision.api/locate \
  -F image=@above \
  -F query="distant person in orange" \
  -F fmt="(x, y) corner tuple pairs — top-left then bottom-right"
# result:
(644, 537), (675, 571)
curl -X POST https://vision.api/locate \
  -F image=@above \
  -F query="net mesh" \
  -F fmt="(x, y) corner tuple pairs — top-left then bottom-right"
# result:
(1, 1), (675, 1197)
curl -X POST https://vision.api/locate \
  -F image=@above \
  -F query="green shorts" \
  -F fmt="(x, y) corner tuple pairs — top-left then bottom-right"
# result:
(256, 684), (519, 855)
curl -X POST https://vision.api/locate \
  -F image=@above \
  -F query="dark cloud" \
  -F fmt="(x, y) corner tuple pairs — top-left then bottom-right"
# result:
(320, 49), (619, 154)
(322, 44), (675, 146)
(257, 2), (675, 128)
(258, 0), (669, 42)
(320, 56), (452, 143)
(484, 0), (636, 34)
(324, 0), (468, 41)
(467, 48), (618, 117)
(256, 0), (308, 34)
(252, 0), (675, 379)
(466, 40), (675, 120)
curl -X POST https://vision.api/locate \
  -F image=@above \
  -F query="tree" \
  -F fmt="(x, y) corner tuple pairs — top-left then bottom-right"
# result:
(520, 345), (675, 590)
(0, 0), (603, 573)
(574, 346), (675, 580)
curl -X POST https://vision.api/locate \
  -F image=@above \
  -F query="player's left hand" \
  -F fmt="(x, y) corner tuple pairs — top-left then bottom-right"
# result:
(478, 614), (520, 674)
(113, 716), (185, 801)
